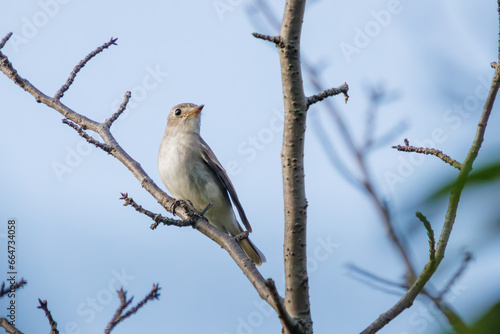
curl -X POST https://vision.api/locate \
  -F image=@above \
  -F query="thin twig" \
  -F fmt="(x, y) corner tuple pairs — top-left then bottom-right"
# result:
(0, 278), (27, 298)
(306, 82), (349, 106)
(251, 32), (283, 46)
(0, 319), (24, 334)
(119, 193), (192, 229)
(104, 284), (161, 334)
(392, 138), (462, 170)
(104, 91), (131, 128)
(62, 119), (113, 153)
(37, 299), (59, 334)
(438, 252), (472, 299)
(0, 32), (13, 50)
(416, 212), (436, 262)
(54, 37), (118, 100)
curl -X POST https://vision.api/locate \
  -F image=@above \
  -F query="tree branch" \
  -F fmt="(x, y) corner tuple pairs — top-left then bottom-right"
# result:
(104, 284), (160, 334)
(0, 319), (23, 334)
(0, 32), (12, 50)
(0, 278), (27, 298)
(62, 118), (113, 153)
(37, 299), (59, 334)
(251, 32), (283, 46)
(416, 212), (436, 262)
(119, 193), (192, 229)
(362, 30), (500, 334)
(0, 34), (290, 325)
(54, 37), (118, 100)
(306, 82), (349, 106)
(392, 138), (462, 170)
(265, 279), (299, 332)
(348, 264), (468, 332)
(274, 0), (312, 333)
(104, 91), (131, 128)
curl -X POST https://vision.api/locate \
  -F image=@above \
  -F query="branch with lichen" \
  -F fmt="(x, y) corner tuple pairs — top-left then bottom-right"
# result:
(392, 138), (462, 170)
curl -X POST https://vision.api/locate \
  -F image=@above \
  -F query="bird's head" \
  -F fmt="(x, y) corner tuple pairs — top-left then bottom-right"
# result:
(166, 103), (204, 134)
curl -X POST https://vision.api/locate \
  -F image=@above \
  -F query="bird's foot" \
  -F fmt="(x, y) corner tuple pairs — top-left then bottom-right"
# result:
(169, 199), (181, 215)
(198, 203), (213, 216)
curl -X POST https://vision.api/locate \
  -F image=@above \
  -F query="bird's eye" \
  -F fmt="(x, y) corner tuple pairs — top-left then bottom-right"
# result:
(174, 109), (182, 116)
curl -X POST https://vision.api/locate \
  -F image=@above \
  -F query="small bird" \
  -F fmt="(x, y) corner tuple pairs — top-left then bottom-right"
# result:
(158, 103), (266, 265)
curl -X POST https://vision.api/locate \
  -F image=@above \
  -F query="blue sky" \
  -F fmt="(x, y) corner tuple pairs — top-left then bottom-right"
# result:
(1, 1), (499, 333)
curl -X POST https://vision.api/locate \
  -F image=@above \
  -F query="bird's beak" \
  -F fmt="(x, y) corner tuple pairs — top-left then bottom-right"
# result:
(193, 104), (204, 115)
(181, 104), (204, 118)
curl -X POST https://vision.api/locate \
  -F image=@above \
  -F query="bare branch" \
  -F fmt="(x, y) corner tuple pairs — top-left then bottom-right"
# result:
(347, 263), (468, 332)
(62, 119), (113, 153)
(264, 279), (300, 332)
(37, 299), (59, 334)
(0, 319), (23, 334)
(264, 0), (314, 332)
(119, 193), (192, 229)
(105, 284), (161, 334)
(0, 278), (27, 298)
(251, 32), (283, 46)
(416, 212), (436, 262)
(54, 37), (118, 100)
(104, 91), (131, 128)
(392, 138), (462, 170)
(0, 32), (13, 50)
(306, 82), (349, 107)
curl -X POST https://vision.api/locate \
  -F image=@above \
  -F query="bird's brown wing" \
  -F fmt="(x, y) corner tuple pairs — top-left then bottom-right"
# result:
(199, 137), (252, 232)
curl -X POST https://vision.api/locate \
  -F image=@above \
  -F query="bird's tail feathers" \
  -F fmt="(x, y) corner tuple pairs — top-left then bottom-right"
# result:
(238, 238), (266, 266)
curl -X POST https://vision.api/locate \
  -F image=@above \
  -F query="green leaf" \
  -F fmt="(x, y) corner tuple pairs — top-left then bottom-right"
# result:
(444, 301), (500, 334)
(428, 162), (500, 201)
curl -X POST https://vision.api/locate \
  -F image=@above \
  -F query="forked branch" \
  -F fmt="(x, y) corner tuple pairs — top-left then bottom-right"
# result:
(37, 299), (59, 334)
(0, 32), (292, 327)
(105, 285), (161, 334)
